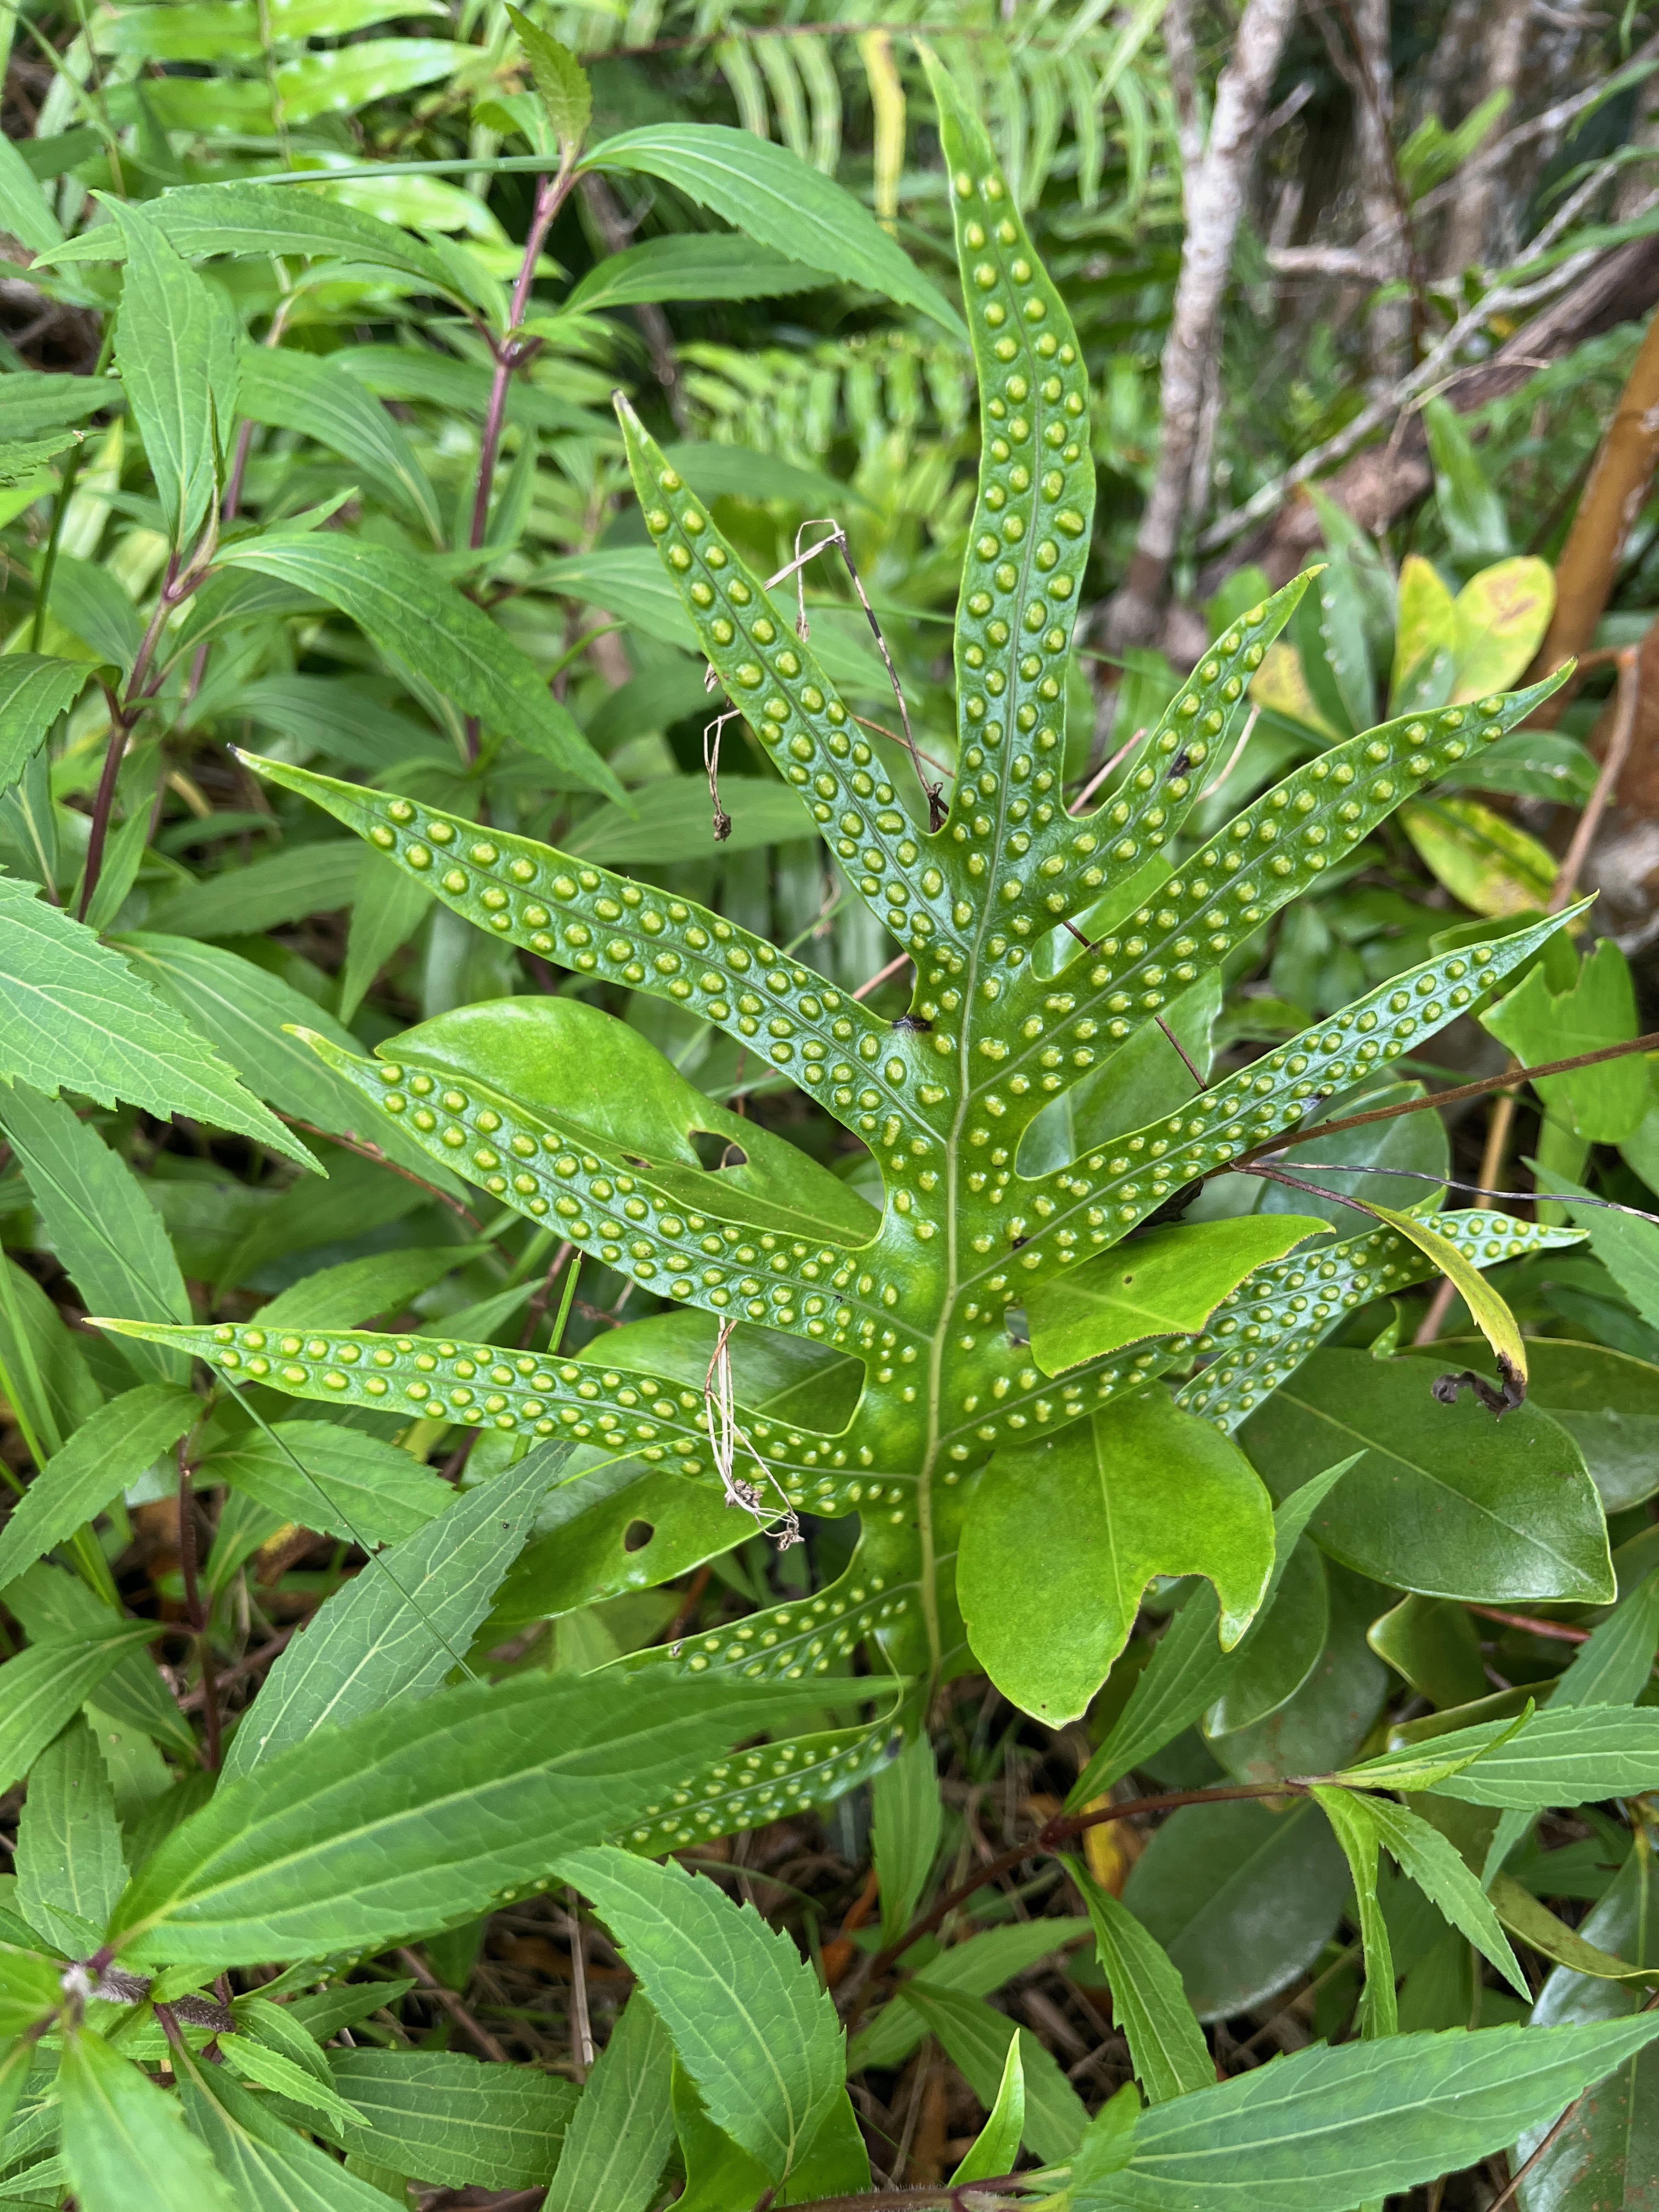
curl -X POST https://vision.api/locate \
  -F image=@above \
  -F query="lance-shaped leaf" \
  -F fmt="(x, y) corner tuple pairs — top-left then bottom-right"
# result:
(214, 535), (622, 800)
(38, 178), (460, 293)
(898, 1983), (1090, 2163)
(1355, 1199), (1530, 1401)
(1336, 1705), (1659, 1807)
(558, 1844), (844, 2184)
(0, 880), (313, 1165)
(0, 1384), (196, 1592)
(236, 342), (442, 542)
(952, 2038), (1026, 2186)
(323, 2050), (578, 2187)
(221, 1438), (567, 1777)
(106, 201), (237, 549)
(1489, 1872), (1659, 1984)
(0, 654), (89, 795)
(1317, 1788), (1527, 1997)
(1073, 2019), (1659, 2211)
(62, 2030), (236, 2212)
(958, 1389), (1274, 1722)
(587, 125), (965, 338)
(174, 2050), (405, 2212)
(15, 1713), (128, 1956)
(1071, 1859), (1214, 2103)
(0, 1620), (160, 1794)
(541, 1993), (675, 2212)
(1312, 1784), (1397, 2040)
(111, 1672), (830, 1966)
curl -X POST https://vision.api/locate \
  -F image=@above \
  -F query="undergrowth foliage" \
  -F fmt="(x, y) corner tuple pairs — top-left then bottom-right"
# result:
(1, 22), (1658, 2212)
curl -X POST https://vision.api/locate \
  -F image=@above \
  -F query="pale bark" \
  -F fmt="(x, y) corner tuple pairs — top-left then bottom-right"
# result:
(1438, 0), (1531, 278)
(1104, 0), (1297, 649)
(1348, 0), (1411, 386)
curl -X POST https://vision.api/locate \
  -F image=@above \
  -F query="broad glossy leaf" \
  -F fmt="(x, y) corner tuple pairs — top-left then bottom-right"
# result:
(541, 1993), (674, 2212)
(961, 1390), (1273, 1723)
(1242, 1351), (1614, 1603)
(872, 1734), (941, 1949)
(1485, 940), (1647, 1144)
(1490, 1874), (1657, 1985)
(0, 1622), (158, 1794)
(1391, 555), (1458, 703)
(324, 2050), (577, 2187)
(1028, 1216), (1326, 1374)
(1070, 1459), (1361, 1804)
(0, 1083), (190, 1385)
(557, 1844), (844, 2182)
(60, 2028), (235, 2212)
(1367, 1593), (1487, 1709)
(0, 880), (310, 1165)
(1076, 2019), (1659, 2211)
(1074, 1860), (1213, 2103)
(0, 656), (88, 795)
(15, 1713), (127, 1956)
(1204, 1538), (1327, 1739)
(1121, 1797), (1351, 2022)
(566, 233), (827, 313)
(215, 538), (621, 800)
(1206, 1560), (1389, 1788)
(221, 1440), (566, 1778)
(1515, 1842), (1659, 2211)
(113, 1672), (826, 1965)
(898, 1982), (1089, 2162)
(587, 125), (965, 338)
(201, 1418), (450, 1550)
(0, 1384), (196, 1592)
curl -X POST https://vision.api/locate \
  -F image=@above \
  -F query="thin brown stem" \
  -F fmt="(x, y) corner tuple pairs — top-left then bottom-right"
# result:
(858, 1781), (1301, 1995)
(177, 1627), (295, 1711)
(176, 1443), (219, 1772)
(1466, 1604), (1592, 1645)
(274, 1118), (484, 1232)
(469, 162), (572, 556)
(782, 2182), (1036, 2212)
(1233, 1031), (1659, 1171)
(1486, 2092), (1585, 2212)
(397, 1945), (511, 2065)
(566, 1887), (594, 2083)
(1548, 645), (1640, 909)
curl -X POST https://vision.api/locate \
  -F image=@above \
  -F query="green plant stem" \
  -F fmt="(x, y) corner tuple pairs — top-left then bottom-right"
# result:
(29, 325), (116, 654)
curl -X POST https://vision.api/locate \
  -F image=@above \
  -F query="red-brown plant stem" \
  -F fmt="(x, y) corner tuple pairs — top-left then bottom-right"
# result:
(275, 1116), (484, 1232)
(781, 2182), (1036, 2212)
(175, 1441), (220, 1771)
(463, 159), (578, 750)
(855, 1781), (1303, 2001)
(1233, 1030), (1659, 1172)
(178, 1627), (296, 1710)
(1466, 1604), (1592, 1645)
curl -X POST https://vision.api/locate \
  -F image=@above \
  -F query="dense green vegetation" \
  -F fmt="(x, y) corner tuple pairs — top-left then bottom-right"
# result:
(3, 3), (1659, 2207)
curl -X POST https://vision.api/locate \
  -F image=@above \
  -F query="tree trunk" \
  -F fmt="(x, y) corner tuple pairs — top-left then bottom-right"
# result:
(1104, 0), (1297, 650)
(1349, 0), (1411, 386)
(1438, 0), (1531, 278)
(1531, 307), (1659, 713)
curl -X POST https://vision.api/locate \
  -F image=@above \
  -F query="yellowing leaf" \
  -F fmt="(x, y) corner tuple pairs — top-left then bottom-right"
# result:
(1451, 556), (1555, 703)
(1249, 639), (1341, 738)
(1391, 553), (1458, 701)
(1398, 797), (1556, 916)
(1357, 1200), (1528, 1399)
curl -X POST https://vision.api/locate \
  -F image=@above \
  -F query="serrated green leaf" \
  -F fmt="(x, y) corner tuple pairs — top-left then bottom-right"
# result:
(0, 881), (313, 1166)
(0, 1621), (159, 1796)
(542, 1994), (674, 2212)
(898, 1982), (1089, 2163)
(1351, 1792), (1527, 1996)
(1339, 1705), (1659, 1806)
(221, 1440), (566, 1778)
(218, 2034), (361, 2134)
(506, 7), (590, 159)
(587, 125), (964, 340)
(0, 1384), (196, 1593)
(60, 2028), (235, 2212)
(215, 537), (620, 799)
(1074, 2020), (1659, 2211)
(557, 1844), (844, 2182)
(1071, 1859), (1213, 2103)
(236, 343), (441, 542)
(0, 657), (89, 796)
(0, 1084), (190, 1386)
(1312, 1783), (1398, 2039)
(106, 201), (237, 549)
(565, 233), (827, 313)
(174, 2047), (400, 2212)
(847, 1918), (1093, 2074)
(112, 1672), (828, 1966)
(324, 2050), (578, 2187)
(201, 1419), (450, 1550)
